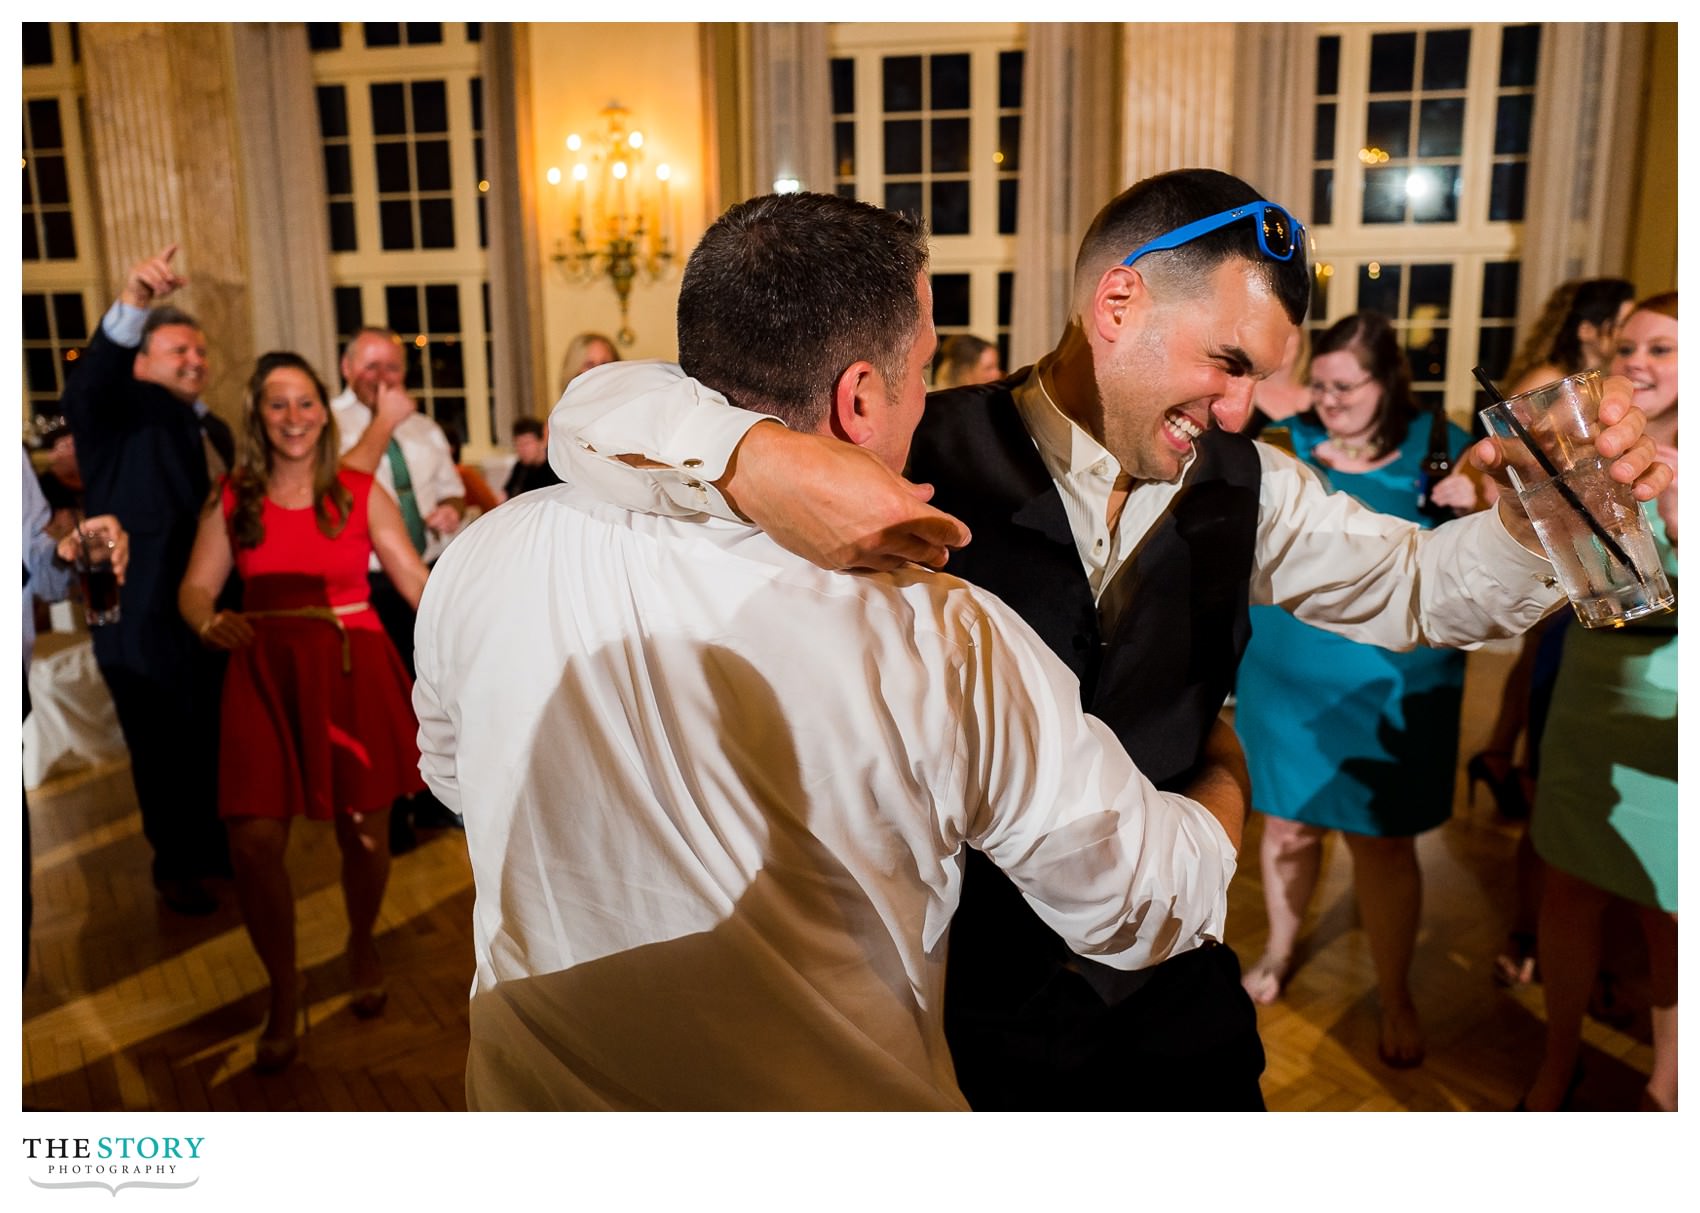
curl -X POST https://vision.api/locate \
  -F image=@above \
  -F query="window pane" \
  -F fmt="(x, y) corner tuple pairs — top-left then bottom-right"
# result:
(882, 56), (922, 112)
(52, 292), (87, 339)
(323, 144), (352, 194)
(834, 121), (855, 177)
(370, 83), (406, 136)
(307, 23), (341, 52)
(883, 119), (922, 175)
(379, 199), (415, 250)
(1314, 102), (1336, 161)
(415, 139), (452, 191)
(1369, 32), (1416, 93)
(998, 178), (1019, 235)
(930, 54), (970, 110)
(1489, 161), (1527, 222)
(375, 142), (411, 192)
(1410, 165), (1459, 223)
(411, 81), (448, 134)
(466, 23), (482, 43)
(23, 158), (34, 206)
(1495, 94), (1534, 156)
(931, 117), (970, 173)
(1481, 260), (1521, 318)
(418, 198), (455, 248)
(1361, 166), (1407, 223)
(1499, 24), (1541, 88)
(22, 294), (50, 340)
(1422, 29), (1471, 91)
(931, 180), (970, 235)
(998, 271), (1014, 327)
(432, 396), (467, 436)
(1417, 98), (1465, 157)
(24, 213), (40, 261)
(328, 201), (357, 252)
(999, 51), (1024, 109)
(1365, 101), (1411, 159)
(26, 348), (58, 394)
(23, 22), (54, 66)
(1408, 264), (1453, 318)
(835, 183), (857, 201)
(363, 23), (400, 49)
(333, 285), (364, 337)
(42, 210), (76, 259)
(425, 283), (461, 331)
(405, 23), (442, 45)
(831, 58), (855, 115)
(1357, 263), (1402, 316)
(932, 273), (971, 328)
(28, 98), (64, 148)
(973, 113), (1004, 182)
(1477, 326), (1515, 380)
(470, 77), (484, 132)
(1408, 328), (1448, 381)
(404, 342), (424, 390)
(34, 155), (68, 205)
(1311, 168), (1333, 227)
(386, 285), (421, 334)
(316, 85), (348, 138)
(885, 181), (922, 221)
(430, 340), (465, 389)
(1315, 34), (1340, 95)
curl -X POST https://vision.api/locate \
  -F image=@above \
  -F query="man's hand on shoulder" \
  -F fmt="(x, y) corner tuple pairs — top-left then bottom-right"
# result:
(718, 422), (972, 572)
(119, 243), (186, 309)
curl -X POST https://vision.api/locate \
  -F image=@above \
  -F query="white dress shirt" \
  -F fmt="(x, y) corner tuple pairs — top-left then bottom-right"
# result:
(330, 388), (465, 566)
(415, 365), (1236, 1110)
(547, 361), (1566, 651)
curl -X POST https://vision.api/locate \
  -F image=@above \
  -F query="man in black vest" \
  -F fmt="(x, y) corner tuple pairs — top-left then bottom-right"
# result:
(540, 170), (1670, 1108)
(60, 244), (234, 916)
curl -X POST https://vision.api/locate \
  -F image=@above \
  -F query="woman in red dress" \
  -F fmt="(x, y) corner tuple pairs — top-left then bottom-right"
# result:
(179, 352), (429, 1072)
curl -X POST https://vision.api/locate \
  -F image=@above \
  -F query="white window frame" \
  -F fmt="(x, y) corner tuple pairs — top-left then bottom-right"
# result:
(1309, 22), (1534, 421)
(829, 22), (1024, 374)
(310, 23), (494, 453)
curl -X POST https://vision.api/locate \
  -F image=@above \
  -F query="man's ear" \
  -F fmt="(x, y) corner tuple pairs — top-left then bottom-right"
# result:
(827, 360), (882, 448)
(1091, 263), (1151, 345)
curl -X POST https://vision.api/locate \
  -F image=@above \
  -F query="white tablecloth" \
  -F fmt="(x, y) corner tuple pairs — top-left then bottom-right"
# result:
(23, 631), (128, 789)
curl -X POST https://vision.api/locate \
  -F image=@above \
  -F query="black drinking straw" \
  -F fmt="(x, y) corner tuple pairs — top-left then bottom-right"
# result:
(1472, 365), (1646, 587)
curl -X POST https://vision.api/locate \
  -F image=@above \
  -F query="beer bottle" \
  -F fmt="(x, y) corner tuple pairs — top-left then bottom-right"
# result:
(1416, 402), (1454, 525)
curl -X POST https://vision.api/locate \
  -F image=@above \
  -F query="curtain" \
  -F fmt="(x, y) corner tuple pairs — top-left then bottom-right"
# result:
(748, 24), (832, 197)
(1008, 23), (1121, 369)
(1229, 24), (1314, 218)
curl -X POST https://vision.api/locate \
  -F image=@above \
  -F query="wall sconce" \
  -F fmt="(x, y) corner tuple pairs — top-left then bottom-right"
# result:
(546, 103), (675, 346)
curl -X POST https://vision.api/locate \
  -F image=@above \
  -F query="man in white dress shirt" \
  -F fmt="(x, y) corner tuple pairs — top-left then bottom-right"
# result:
(331, 326), (467, 849)
(412, 192), (1251, 1110)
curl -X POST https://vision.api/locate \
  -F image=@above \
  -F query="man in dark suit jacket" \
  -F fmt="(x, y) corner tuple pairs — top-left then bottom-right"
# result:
(60, 244), (232, 916)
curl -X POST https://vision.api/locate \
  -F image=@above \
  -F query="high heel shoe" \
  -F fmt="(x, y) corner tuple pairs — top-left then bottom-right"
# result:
(1466, 750), (1529, 819)
(349, 984), (388, 1019)
(254, 978), (309, 1074)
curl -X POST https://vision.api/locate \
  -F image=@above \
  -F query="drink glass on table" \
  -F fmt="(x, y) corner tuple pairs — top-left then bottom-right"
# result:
(1479, 369), (1674, 629)
(75, 521), (122, 626)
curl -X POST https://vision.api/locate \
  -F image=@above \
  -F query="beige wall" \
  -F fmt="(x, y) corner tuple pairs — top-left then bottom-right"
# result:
(526, 23), (707, 397)
(1627, 22), (1676, 296)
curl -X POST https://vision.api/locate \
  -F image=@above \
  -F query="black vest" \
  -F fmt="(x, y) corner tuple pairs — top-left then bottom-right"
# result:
(907, 372), (1262, 1026)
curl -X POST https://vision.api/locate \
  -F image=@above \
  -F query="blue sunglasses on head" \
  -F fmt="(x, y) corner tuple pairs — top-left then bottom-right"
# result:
(1121, 201), (1307, 267)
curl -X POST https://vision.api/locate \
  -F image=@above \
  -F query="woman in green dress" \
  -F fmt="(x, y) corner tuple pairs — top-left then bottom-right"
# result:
(1523, 293), (1678, 1111)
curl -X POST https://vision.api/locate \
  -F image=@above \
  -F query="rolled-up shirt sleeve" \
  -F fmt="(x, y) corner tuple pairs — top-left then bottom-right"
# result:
(1251, 443), (1564, 650)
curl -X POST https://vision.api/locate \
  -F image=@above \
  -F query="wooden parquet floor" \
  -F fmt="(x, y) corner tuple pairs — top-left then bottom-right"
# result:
(21, 643), (1657, 1112)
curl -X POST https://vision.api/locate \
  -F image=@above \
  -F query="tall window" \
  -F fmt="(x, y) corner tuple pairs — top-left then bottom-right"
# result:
(830, 23), (1024, 377)
(309, 22), (493, 450)
(20, 22), (101, 432)
(1308, 24), (1540, 419)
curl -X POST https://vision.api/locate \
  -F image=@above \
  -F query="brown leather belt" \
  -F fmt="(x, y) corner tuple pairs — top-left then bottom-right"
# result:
(244, 602), (370, 674)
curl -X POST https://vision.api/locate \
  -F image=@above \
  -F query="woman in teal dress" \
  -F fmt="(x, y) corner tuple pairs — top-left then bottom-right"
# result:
(1523, 293), (1678, 1112)
(1236, 312), (1477, 1068)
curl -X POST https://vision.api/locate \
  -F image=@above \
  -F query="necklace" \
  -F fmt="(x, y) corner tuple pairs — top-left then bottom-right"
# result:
(1327, 435), (1380, 461)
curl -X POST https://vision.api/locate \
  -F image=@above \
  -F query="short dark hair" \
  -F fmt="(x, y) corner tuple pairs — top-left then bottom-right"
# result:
(512, 416), (544, 440)
(1073, 168), (1311, 326)
(141, 306), (203, 351)
(676, 192), (931, 429)
(935, 334), (995, 387)
(1307, 311), (1415, 459)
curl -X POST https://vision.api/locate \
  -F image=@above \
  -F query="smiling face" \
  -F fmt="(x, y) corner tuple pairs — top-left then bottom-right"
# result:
(1611, 308), (1678, 422)
(133, 323), (208, 404)
(1095, 257), (1293, 483)
(1307, 348), (1385, 443)
(340, 332), (405, 409)
(259, 366), (329, 466)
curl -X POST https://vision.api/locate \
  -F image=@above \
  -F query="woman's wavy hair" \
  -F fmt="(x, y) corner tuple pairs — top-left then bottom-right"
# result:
(227, 351), (350, 549)
(1505, 277), (1636, 386)
(1304, 311), (1417, 459)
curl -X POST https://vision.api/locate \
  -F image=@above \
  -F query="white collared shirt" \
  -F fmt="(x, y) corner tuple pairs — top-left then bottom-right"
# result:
(330, 388), (465, 566)
(547, 362), (1565, 652)
(415, 364), (1236, 1110)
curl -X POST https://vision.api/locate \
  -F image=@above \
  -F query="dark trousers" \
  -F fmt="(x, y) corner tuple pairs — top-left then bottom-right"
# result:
(948, 942), (1267, 1111)
(97, 661), (229, 884)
